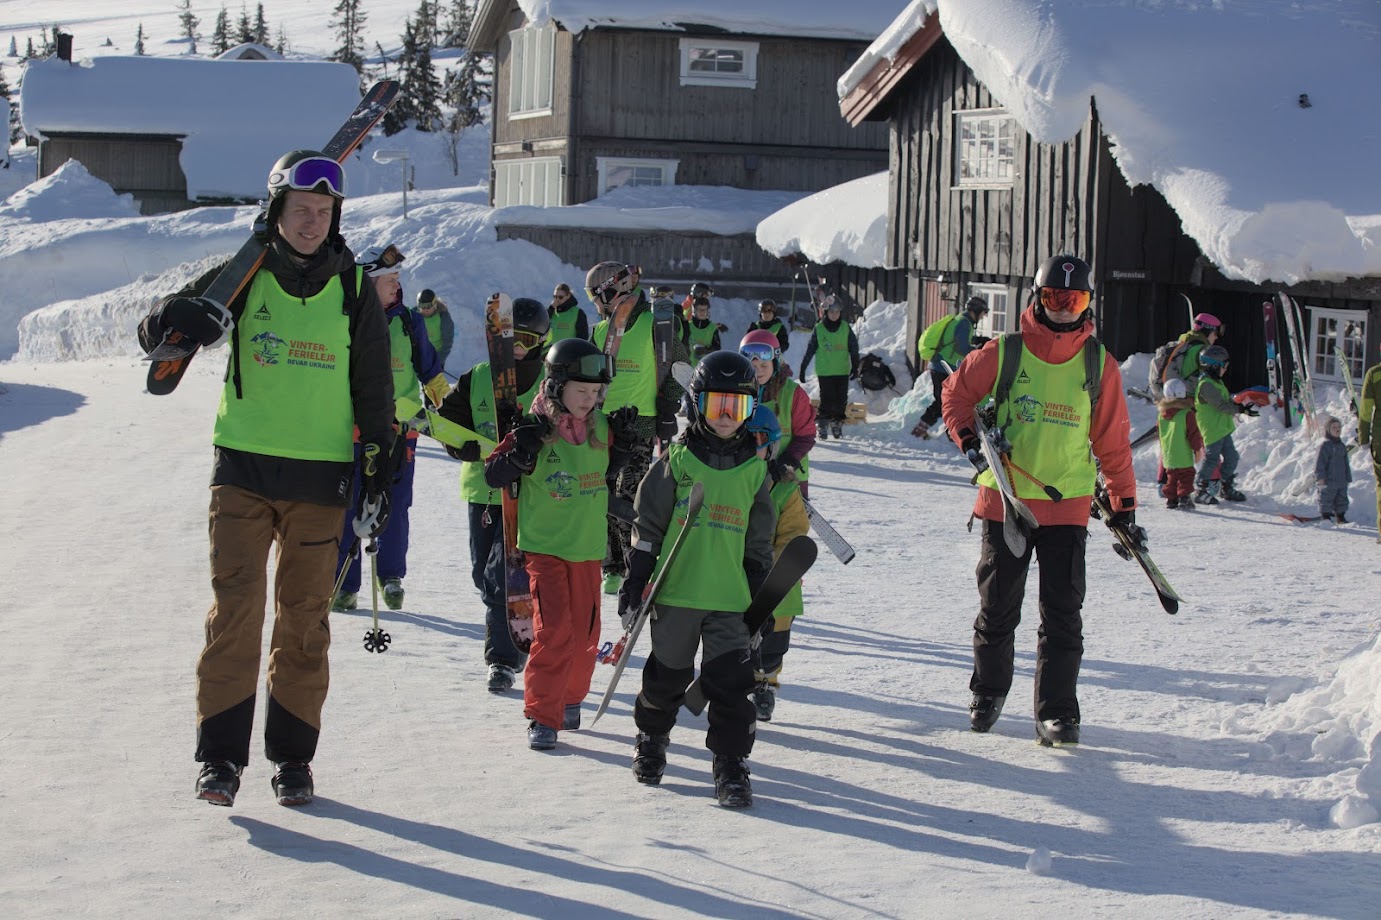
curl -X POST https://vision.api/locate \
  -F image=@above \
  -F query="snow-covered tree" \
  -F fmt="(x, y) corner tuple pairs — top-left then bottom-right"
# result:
(8, 37), (17, 57)
(211, 8), (232, 56)
(440, 51), (489, 175)
(440, 0), (473, 48)
(253, 4), (270, 45)
(236, 5), (254, 45)
(176, 0), (201, 55)
(330, 0), (368, 73)
(134, 25), (147, 57)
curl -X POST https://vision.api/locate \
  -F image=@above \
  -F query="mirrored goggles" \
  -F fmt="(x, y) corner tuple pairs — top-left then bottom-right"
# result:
(740, 342), (778, 363)
(560, 352), (615, 382)
(514, 329), (545, 350)
(1039, 288), (1091, 315)
(273, 156), (346, 197)
(361, 243), (404, 276)
(698, 391), (755, 422)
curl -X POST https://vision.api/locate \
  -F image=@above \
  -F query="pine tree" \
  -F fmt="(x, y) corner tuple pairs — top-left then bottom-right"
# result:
(330, 0), (368, 73)
(253, 4), (270, 45)
(274, 24), (289, 55)
(211, 8), (232, 56)
(440, 51), (489, 175)
(382, 18), (418, 136)
(440, 0), (473, 48)
(134, 25), (147, 57)
(403, 3), (444, 132)
(0, 64), (15, 149)
(23, 38), (35, 62)
(236, 5), (254, 45)
(176, 0), (201, 55)
(8, 37), (18, 57)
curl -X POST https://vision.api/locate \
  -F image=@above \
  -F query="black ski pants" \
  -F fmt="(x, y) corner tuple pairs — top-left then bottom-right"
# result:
(604, 436), (653, 576)
(919, 366), (950, 428)
(817, 375), (850, 423)
(970, 520), (1087, 722)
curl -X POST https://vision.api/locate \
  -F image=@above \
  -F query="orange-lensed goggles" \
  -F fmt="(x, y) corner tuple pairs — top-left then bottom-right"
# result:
(698, 391), (756, 422)
(1039, 288), (1092, 315)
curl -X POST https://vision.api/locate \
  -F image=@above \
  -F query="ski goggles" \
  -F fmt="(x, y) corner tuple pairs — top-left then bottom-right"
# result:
(360, 244), (405, 276)
(698, 391), (755, 422)
(271, 156), (346, 198)
(740, 342), (779, 363)
(513, 329), (545, 350)
(557, 352), (615, 382)
(1039, 287), (1092, 315)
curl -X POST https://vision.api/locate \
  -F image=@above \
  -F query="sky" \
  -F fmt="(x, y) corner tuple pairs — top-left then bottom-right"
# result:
(1, 4), (1380, 915)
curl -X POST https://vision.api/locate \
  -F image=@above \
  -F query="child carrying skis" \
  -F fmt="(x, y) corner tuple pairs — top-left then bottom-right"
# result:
(1158, 377), (1204, 510)
(617, 351), (776, 807)
(1316, 415), (1353, 524)
(484, 339), (640, 750)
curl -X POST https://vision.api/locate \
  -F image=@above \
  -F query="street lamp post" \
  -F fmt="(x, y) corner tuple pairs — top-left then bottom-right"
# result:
(372, 149), (411, 218)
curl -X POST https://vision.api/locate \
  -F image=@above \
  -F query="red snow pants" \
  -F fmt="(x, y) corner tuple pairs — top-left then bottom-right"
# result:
(523, 553), (601, 730)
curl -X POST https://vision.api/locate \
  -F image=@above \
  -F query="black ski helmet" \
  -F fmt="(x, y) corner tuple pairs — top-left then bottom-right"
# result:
(1034, 254), (1094, 293)
(690, 351), (757, 402)
(965, 295), (990, 316)
(1199, 344), (1230, 371)
(690, 281), (714, 299)
(265, 149), (345, 244)
(512, 297), (552, 359)
(542, 337), (613, 407)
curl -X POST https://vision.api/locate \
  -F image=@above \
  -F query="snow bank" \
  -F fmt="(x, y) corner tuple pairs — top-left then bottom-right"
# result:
(756, 172), (888, 269)
(0, 159), (140, 221)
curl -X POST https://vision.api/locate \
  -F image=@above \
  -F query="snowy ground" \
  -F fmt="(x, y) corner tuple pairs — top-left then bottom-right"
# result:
(2, 355), (1379, 919)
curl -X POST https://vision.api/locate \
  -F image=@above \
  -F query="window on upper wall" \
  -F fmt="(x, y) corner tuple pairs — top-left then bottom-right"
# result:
(1309, 307), (1367, 384)
(508, 25), (554, 117)
(596, 158), (679, 196)
(679, 38), (758, 88)
(955, 109), (1017, 188)
(493, 157), (562, 208)
(969, 284), (1013, 336)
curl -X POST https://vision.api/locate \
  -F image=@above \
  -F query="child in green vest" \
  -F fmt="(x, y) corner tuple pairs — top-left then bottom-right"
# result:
(413, 288), (455, 369)
(744, 405), (809, 723)
(799, 300), (860, 439)
(682, 296), (722, 361)
(1193, 345), (1257, 504)
(748, 300), (791, 355)
(617, 351), (776, 807)
(1157, 377), (1203, 510)
(485, 339), (640, 751)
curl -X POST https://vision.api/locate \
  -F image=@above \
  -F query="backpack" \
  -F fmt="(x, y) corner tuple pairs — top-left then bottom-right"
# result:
(918, 314), (959, 361)
(1147, 336), (1197, 400)
(858, 353), (896, 392)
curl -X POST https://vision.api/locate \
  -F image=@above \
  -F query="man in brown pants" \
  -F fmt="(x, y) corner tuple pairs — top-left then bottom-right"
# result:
(139, 150), (395, 807)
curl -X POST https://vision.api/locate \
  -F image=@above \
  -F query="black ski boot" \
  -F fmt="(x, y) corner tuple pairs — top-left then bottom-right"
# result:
(1035, 718), (1080, 747)
(632, 731), (670, 785)
(195, 760), (242, 806)
(487, 663), (516, 693)
(969, 694), (1006, 733)
(1220, 478), (1247, 502)
(1194, 481), (1219, 505)
(712, 755), (753, 808)
(752, 680), (777, 722)
(831, 420), (844, 439)
(270, 761), (314, 806)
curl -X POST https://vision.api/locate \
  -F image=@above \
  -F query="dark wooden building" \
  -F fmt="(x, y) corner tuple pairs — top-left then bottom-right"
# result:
(840, 11), (1380, 392)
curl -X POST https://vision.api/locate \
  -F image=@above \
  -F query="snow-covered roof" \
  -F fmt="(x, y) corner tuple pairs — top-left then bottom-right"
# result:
(757, 172), (888, 268)
(489, 0), (902, 41)
(834, 0), (1381, 286)
(19, 56), (361, 201)
(215, 43), (283, 61)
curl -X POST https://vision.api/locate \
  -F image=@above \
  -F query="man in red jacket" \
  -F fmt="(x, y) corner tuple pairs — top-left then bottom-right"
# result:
(942, 254), (1139, 747)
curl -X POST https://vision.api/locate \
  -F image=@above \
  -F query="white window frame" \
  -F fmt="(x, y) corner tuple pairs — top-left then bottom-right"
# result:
(508, 25), (554, 118)
(678, 38), (758, 89)
(493, 157), (563, 208)
(955, 108), (1017, 188)
(1308, 306), (1367, 384)
(595, 157), (679, 197)
(968, 284), (1013, 336)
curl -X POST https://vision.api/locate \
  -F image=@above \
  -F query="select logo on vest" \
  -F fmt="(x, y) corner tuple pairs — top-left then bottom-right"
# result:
(1014, 393), (1043, 424)
(544, 470), (576, 501)
(250, 331), (287, 366)
(286, 338), (340, 370)
(544, 448), (561, 464)
(1017, 369), (1031, 384)
(253, 304), (272, 321)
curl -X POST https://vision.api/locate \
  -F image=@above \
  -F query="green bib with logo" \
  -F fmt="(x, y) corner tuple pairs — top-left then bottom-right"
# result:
(768, 482), (805, 619)
(517, 414), (610, 561)
(1195, 375), (1236, 445)
(593, 311), (656, 416)
(764, 377), (809, 481)
(812, 322), (851, 377)
(687, 321), (717, 350)
(548, 305), (582, 344)
(388, 312), (422, 420)
(422, 311), (445, 353)
(459, 363), (545, 505)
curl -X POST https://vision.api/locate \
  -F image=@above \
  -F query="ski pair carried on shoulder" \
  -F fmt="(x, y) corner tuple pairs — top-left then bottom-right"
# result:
(143, 80), (401, 395)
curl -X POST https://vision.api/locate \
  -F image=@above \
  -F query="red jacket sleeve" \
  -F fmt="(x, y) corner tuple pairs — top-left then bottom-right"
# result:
(781, 384), (818, 467)
(1090, 356), (1136, 510)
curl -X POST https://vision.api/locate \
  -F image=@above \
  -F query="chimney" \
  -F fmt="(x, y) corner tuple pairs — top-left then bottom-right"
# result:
(56, 32), (72, 62)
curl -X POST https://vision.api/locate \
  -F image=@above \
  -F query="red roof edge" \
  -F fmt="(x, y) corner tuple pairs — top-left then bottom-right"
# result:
(840, 11), (943, 127)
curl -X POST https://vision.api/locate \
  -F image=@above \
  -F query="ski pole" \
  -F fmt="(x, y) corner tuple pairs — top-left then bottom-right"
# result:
(362, 536), (391, 653)
(330, 536), (360, 605)
(1005, 458), (1064, 502)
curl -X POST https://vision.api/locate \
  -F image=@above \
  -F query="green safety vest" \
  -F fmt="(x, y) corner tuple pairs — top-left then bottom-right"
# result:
(978, 337), (1099, 501)
(686, 320), (717, 351)
(213, 269), (355, 462)
(388, 312), (423, 421)
(516, 414), (610, 561)
(653, 444), (766, 611)
(812, 322), (852, 377)
(754, 319), (786, 341)
(1158, 406), (1196, 469)
(763, 377), (809, 481)
(459, 363), (545, 505)
(593, 310), (657, 416)
(768, 481), (804, 619)
(1195, 375), (1236, 445)
(548, 304), (583, 344)
(422, 311), (445, 354)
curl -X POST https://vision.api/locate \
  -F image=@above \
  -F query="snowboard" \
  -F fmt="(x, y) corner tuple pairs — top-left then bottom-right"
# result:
(144, 80), (400, 395)
(682, 535), (819, 716)
(589, 482), (706, 728)
(485, 292), (536, 651)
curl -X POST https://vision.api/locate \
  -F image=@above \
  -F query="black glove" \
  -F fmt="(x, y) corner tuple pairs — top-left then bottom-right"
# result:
(354, 440), (394, 538)
(849, 368), (860, 380)
(616, 548), (656, 631)
(157, 295), (233, 347)
(446, 442), (481, 462)
(961, 435), (988, 474)
(745, 561), (769, 598)
(1238, 403), (1260, 417)
(656, 395), (679, 443)
(767, 458), (795, 483)
(607, 405), (640, 444)
(510, 417), (551, 471)
(1109, 508), (1149, 552)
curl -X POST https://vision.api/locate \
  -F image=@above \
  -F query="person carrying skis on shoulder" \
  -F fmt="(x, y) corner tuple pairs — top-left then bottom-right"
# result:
(548, 282), (588, 343)
(434, 298), (552, 693)
(483, 339), (641, 750)
(682, 296), (722, 361)
(912, 295), (989, 439)
(588, 261), (691, 596)
(618, 351), (776, 807)
(798, 297), (860, 440)
(749, 300), (791, 356)
(1192, 344), (1255, 504)
(741, 329), (817, 498)
(413, 287), (455, 369)
(138, 149), (395, 808)
(941, 253), (1138, 747)
(1358, 343), (1381, 540)
(331, 244), (449, 614)
(1157, 377), (1204, 510)
(743, 404), (810, 723)
(1315, 415), (1353, 524)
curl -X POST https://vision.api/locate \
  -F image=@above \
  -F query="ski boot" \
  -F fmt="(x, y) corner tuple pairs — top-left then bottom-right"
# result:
(1176, 495), (1196, 510)
(331, 590), (357, 612)
(752, 680), (777, 722)
(487, 663), (516, 693)
(1336, 513), (1349, 524)
(562, 703), (582, 731)
(382, 578), (405, 610)
(632, 731), (670, 785)
(602, 570), (623, 595)
(270, 761), (314, 806)
(712, 754), (753, 808)
(831, 420), (844, 439)
(818, 424), (829, 441)
(1035, 718), (1080, 747)
(195, 760), (242, 807)
(911, 421), (930, 439)
(1220, 478), (1247, 502)
(1193, 481), (1219, 505)
(969, 694), (1006, 733)
(527, 721), (558, 751)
